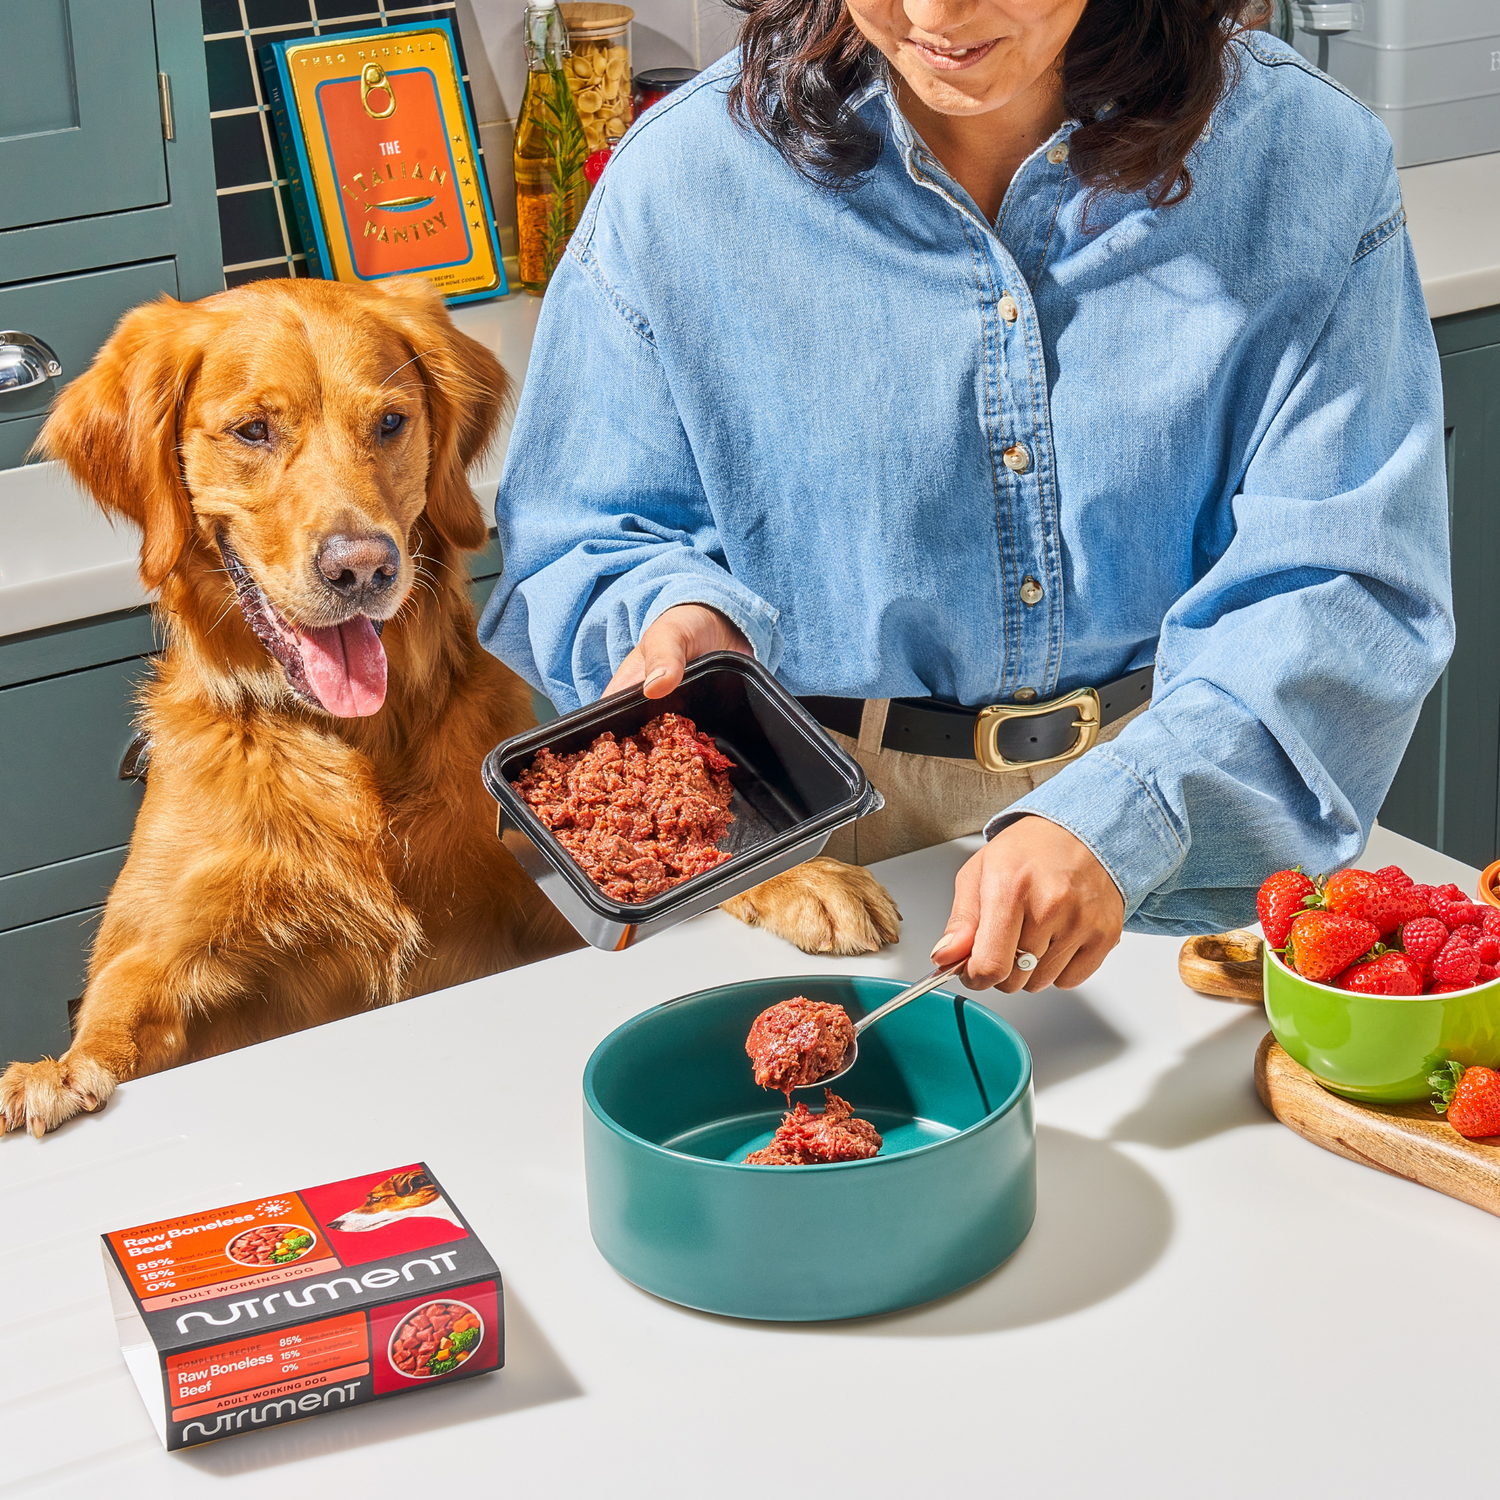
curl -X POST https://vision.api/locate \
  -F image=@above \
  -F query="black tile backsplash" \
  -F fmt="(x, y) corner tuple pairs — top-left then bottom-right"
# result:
(243, 0), (313, 25)
(204, 36), (259, 111)
(200, 2), (484, 286)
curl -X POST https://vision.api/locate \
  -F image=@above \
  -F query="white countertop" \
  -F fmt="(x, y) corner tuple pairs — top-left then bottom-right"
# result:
(3, 151), (1497, 641)
(3, 822), (1498, 1497)
(1398, 151), (1500, 320)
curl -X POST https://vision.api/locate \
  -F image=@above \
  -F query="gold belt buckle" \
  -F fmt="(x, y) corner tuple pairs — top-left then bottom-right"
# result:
(973, 687), (1101, 774)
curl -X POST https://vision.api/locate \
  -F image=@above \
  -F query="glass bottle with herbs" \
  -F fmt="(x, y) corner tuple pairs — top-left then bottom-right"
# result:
(514, 0), (589, 294)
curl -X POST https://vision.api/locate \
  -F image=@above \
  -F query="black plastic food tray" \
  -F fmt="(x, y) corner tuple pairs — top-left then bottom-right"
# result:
(482, 653), (882, 950)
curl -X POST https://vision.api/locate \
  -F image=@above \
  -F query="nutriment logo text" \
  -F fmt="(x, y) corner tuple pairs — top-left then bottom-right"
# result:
(174, 1252), (459, 1333)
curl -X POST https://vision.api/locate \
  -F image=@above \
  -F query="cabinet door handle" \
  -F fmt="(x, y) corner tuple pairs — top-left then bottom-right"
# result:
(0, 332), (63, 394)
(120, 732), (152, 783)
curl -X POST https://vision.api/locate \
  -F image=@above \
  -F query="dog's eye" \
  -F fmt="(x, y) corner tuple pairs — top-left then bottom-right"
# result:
(379, 412), (405, 437)
(234, 419), (270, 445)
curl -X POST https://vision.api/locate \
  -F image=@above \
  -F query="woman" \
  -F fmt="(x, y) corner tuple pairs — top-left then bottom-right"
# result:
(480, 1), (1451, 993)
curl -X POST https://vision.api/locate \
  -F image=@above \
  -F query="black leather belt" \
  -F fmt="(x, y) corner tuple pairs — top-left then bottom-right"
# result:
(799, 666), (1153, 772)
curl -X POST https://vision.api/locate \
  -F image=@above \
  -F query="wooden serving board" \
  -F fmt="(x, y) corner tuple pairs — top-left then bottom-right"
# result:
(1255, 1033), (1500, 1219)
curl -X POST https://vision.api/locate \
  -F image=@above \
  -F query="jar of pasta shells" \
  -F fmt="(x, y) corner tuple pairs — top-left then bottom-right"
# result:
(559, 4), (634, 156)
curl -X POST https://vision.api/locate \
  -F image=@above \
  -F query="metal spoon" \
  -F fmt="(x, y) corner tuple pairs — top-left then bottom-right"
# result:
(792, 949), (1039, 1091)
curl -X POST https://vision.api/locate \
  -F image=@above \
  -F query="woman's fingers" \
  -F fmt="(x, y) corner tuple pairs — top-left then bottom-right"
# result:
(930, 851), (982, 966)
(964, 853), (1026, 989)
(603, 604), (753, 699)
(945, 815), (1124, 994)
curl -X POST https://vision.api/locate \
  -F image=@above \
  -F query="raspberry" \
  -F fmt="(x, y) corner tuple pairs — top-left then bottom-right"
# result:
(1400, 917), (1450, 969)
(1432, 935), (1480, 990)
(1438, 884), (1466, 901)
(1431, 893), (1486, 930)
(1453, 924), (1483, 945)
(1480, 964), (1500, 983)
(1375, 865), (1413, 889)
(1484, 908), (1500, 939)
(1477, 936), (1500, 966)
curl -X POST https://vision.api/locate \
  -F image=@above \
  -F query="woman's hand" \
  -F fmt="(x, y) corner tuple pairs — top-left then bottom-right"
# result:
(930, 815), (1124, 992)
(604, 603), (752, 699)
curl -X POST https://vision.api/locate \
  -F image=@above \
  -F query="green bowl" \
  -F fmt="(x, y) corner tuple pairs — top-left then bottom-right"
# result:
(582, 975), (1035, 1321)
(1263, 948), (1500, 1101)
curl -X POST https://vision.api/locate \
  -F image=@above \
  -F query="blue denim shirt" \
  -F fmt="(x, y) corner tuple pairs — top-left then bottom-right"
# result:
(480, 32), (1453, 935)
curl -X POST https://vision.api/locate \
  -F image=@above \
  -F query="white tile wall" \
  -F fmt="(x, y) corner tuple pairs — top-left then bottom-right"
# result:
(456, 0), (741, 263)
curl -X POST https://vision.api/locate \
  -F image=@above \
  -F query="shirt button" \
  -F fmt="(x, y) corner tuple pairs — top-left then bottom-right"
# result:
(1020, 576), (1044, 606)
(1047, 142), (1070, 165)
(998, 292), (1019, 324)
(1012, 687), (1039, 703)
(1002, 443), (1030, 473)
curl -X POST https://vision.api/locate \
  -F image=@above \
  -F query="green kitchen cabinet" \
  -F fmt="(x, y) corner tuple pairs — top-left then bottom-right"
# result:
(0, 0), (223, 470)
(1379, 306), (1500, 869)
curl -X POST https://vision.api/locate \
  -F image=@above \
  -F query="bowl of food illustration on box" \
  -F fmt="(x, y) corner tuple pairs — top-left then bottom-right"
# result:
(388, 1299), (485, 1380)
(225, 1223), (317, 1267)
(1258, 863), (1500, 1102)
(582, 973), (1036, 1322)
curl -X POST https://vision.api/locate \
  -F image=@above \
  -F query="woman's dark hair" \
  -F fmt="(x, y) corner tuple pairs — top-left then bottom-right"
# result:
(725, 1), (1253, 208)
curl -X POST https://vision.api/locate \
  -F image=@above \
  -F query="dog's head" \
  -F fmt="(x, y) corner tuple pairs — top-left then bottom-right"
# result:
(326, 1168), (456, 1233)
(38, 276), (507, 718)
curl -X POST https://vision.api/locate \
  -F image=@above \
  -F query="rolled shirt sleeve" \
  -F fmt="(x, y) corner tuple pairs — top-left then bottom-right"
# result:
(989, 200), (1454, 935)
(477, 246), (783, 713)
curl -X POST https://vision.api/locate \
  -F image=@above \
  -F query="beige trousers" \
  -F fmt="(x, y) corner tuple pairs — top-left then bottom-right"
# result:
(820, 697), (1149, 867)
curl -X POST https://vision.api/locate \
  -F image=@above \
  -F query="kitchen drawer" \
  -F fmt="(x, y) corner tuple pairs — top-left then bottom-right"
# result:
(0, 657), (149, 879)
(0, 0), (166, 233)
(0, 906), (99, 1065)
(0, 258), (179, 470)
(0, 846), (128, 933)
(0, 607), (157, 692)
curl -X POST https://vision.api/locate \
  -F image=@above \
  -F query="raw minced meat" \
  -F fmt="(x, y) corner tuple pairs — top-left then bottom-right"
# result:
(745, 1090), (882, 1166)
(745, 996), (856, 1099)
(511, 712), (735, 904)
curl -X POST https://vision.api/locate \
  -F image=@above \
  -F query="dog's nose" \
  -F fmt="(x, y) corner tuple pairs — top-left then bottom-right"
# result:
(316, 533), (400, 597)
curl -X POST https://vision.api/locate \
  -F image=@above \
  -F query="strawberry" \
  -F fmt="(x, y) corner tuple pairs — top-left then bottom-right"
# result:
(1321, 869), (1406, 936)
(1375, 864), (1413, 889)
(1430, 1061), (1500, 1139)
(1399, 916), (1450, 972)
(1257, 867), (1316, 947)
(1336, 952), (1423, 995)
(1483, 908), (1500, 939)
(1283, 910), (1380, 983)
(1431, 935), (1480, 990)
(1384, 884), (1432, 927)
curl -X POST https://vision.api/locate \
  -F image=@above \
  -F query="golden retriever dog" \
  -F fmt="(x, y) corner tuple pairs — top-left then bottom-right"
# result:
(0, 276), (899, 1140)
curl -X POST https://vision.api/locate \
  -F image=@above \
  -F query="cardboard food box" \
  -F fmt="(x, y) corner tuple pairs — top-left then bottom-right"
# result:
(103, 1164), (501, 1450)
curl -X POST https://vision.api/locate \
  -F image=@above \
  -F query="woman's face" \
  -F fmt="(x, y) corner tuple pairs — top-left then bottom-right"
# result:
(846, 0), (1088, 118)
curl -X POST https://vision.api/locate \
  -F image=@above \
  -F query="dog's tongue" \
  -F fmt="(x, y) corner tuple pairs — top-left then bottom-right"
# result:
(298, 617), (387, 717)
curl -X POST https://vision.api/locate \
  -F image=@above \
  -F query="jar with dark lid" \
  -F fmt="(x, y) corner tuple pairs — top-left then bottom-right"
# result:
(632, 67), (698, 117)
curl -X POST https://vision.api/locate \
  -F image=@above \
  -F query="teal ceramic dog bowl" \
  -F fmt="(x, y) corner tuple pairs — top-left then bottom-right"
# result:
(1263, 948), (1500, 1102)
(582, 975), (1035, 1322)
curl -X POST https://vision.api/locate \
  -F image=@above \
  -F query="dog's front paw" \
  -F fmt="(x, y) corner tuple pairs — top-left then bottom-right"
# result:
(0, 1054), (116, 1139)
(721, 856), (902, 956)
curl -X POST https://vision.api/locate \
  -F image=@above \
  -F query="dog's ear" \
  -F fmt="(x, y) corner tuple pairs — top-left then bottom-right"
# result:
(35, 295), (218, 591)
(368, 276), (508, 553)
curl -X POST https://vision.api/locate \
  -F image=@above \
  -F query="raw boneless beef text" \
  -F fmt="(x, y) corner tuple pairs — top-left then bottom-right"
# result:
(511, 712), (735, 904)
(745, 1090), (883, 1165)
(745, 996), (856, 1099)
